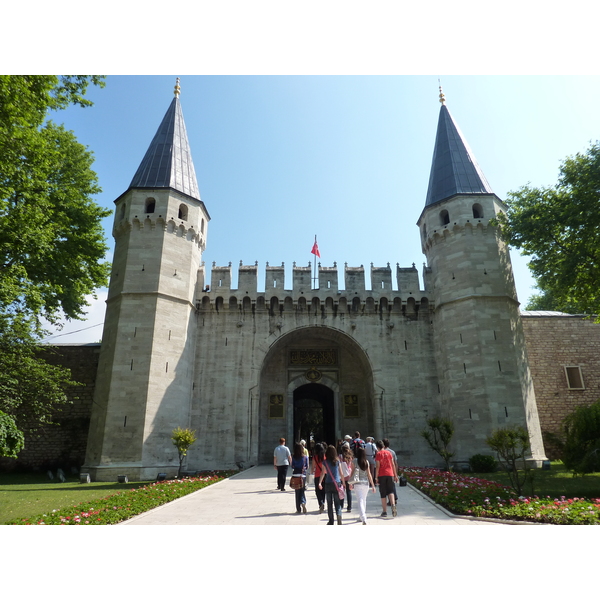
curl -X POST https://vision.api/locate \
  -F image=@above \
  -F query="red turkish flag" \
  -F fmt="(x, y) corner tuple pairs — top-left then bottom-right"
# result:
(311, 241), (320, 258)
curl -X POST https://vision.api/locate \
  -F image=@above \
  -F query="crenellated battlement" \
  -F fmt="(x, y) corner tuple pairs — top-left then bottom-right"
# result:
(198, 260), (431, 315)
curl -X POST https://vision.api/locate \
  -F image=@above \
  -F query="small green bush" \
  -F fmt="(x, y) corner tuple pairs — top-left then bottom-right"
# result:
(469, 454), (497, 473)
(562, 400), (600, 475)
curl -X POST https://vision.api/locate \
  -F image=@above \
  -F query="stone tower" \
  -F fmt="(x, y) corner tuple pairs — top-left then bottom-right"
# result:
(83, 81), (210, 481)
(416, 88), (546, 464)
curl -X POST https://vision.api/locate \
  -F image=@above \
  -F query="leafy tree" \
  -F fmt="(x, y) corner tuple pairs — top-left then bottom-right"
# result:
(0, 75), (111, 327)
(0, 76), (108, 445)
(494, 141), (600, 319)
(421, 417), (455, 471)
(524, 287), (581, 314)
(172, 428), (197, 477)
(0, 410), (25, 458)
(486, 426), (533, 495)
(0, 315), (77, 437)
(562, 400), (600, 475)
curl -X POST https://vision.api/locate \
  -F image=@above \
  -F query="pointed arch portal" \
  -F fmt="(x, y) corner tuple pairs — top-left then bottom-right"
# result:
(257, 326), (376, 463)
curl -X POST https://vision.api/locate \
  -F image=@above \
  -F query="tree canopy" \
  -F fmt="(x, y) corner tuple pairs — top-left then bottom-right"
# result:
(495, 141), (600, 318)
(0, 76), (108, 454)
(0, 75), (111, 327)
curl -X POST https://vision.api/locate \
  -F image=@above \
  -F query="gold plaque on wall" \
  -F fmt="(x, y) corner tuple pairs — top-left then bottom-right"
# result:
(305, 367), (322, 382)
(344, 395), (359, 418)
(269, 394), (284, 419)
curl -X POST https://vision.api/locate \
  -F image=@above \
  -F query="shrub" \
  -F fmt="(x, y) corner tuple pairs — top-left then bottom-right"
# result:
(562, 400), (600, 475)
(469, 454), (497, 473)
(171, 427), (197, 477)
(421, 417), (455, 471)
(486, 425), (533, 495)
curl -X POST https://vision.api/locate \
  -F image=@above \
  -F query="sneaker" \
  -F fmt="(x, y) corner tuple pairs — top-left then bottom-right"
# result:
(380, 511), (387, 517)
(337, 514), (342, 525)
(346, 507), (351, 512)
(362, 520), (367, 525)
(302, 504), (307, 514)
(392, 505), (397, 517)
(319, 504), (324, 514)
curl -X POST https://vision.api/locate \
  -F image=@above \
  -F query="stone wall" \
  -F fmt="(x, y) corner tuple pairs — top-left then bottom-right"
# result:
(522, 314), (600, 459)
(0, 344), (100, 473)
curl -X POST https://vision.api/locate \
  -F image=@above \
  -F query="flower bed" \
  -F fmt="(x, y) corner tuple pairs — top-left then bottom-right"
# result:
(402, 467), (600, 525)
(7, 471), (236, 525)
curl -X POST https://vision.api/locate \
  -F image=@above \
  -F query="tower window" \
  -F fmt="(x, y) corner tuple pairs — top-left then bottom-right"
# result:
(119, 203), (126, 220)
(178, 204), (188, 221)
(564, 366), (585, 390)
(201, 218), (205, 233)
(472, 203), (484, 219)
(440, 209), (450, 226)
(145, 197), (156, 213)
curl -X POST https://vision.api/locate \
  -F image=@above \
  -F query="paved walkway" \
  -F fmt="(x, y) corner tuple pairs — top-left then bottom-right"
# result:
(120, 465), (503, 525)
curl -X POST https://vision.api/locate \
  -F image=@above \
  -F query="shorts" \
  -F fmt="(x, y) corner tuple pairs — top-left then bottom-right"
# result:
(378, 475), (394, 498)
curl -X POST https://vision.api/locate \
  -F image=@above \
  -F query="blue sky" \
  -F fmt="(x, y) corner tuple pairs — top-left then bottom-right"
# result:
(41, 74), (600, 342)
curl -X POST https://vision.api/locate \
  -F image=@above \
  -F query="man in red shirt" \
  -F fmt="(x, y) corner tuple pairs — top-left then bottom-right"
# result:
(375, 439), (398, 517)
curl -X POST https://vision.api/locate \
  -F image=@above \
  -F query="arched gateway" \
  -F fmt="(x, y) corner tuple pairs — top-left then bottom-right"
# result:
(257, 326), (375, 463)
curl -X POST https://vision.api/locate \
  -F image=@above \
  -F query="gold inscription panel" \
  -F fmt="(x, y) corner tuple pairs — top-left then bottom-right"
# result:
(290, 349), (337, 366)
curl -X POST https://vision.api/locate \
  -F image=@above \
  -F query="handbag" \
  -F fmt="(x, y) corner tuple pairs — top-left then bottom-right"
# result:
(399, 475), (408, 487)
(324, 460), (346, 500)
(290, 475), (303, 490)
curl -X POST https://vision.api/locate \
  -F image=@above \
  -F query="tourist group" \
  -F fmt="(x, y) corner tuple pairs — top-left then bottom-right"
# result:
(273, 433), (401, 525)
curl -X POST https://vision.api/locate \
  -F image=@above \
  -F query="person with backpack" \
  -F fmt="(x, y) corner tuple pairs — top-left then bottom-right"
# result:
(350, 431), (365, 454)
(364, 436), (377, 485)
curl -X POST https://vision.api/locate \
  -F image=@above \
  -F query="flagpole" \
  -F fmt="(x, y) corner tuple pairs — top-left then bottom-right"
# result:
(313, 234), (317, 289)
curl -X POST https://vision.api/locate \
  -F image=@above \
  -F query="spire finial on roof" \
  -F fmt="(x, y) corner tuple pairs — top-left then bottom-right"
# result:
(174, 77), (181, 98)
(438, 79), (446, 105)
(129, 81), (201, 200)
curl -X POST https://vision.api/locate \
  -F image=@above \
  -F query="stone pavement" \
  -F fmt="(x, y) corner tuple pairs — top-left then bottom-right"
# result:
(120, 464), (503, 525)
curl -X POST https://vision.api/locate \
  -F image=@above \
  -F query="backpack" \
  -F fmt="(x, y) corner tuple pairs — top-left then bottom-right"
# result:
(365, 441), (377, 459)
(351, 437), (365, 454)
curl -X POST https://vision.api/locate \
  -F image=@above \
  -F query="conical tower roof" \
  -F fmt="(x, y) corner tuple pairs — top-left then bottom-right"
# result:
(425, 93), (494, 208)
(129, 82), (201, 201)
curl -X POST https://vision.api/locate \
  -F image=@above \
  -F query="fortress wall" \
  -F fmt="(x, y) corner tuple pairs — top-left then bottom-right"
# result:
(522, 315), (600, 459)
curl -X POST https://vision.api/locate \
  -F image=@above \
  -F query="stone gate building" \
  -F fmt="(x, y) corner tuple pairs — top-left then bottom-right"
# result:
(82, 83), (551, 481)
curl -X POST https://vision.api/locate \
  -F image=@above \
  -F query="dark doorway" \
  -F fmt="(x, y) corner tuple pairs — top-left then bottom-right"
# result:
(293, 383), (335, 449)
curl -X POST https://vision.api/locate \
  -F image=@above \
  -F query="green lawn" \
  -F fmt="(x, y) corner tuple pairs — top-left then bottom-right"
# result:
(0, 473), (149, 524)
(470, 461), (600, 499)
